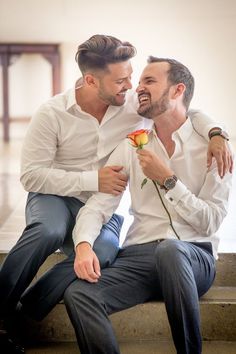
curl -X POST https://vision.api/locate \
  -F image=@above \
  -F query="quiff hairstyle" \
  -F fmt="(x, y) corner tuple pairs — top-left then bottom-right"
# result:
(75, 34), (136, 74)
(148, 56), (195, 110)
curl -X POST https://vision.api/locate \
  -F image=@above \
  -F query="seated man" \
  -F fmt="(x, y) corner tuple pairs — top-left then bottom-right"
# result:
(63, 57), (233, 354)
(10, 35), (231, 326)
(0, 35), (232, 353)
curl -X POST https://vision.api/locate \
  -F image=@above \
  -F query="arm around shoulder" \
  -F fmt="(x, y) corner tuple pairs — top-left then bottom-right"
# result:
(188, 109), (223, 141)
(188, 109), (233, 176)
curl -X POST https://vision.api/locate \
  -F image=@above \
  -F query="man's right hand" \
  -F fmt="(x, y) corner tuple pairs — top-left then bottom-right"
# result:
(74, 242), (101, 283)
(98, 166), (128, 195)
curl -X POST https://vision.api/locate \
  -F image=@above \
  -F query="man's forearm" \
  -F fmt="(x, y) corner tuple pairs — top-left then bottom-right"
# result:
(20, 167), (98, 197)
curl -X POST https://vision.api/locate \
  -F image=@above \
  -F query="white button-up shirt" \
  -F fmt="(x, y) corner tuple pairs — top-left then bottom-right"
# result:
(20, 88), (145, 202)
(20, 84), (220, 204)
(73, 118), (233, 259)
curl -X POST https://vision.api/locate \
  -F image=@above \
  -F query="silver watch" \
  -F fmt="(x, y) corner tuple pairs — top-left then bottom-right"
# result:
(162, 175), (178, 190)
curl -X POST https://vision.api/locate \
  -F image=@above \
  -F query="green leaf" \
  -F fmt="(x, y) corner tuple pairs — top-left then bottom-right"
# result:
(141, 178), (148, 189)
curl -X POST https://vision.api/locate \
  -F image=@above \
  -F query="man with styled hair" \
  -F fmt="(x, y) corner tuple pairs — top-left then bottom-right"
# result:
(76, 35), (137, 73)
(0, 35), (232, 353)
(63, 56), (233, 354)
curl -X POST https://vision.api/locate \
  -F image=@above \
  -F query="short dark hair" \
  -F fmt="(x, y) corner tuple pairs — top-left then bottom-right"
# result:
(147, 56), (195, 110)
(75, 34), (136, 74)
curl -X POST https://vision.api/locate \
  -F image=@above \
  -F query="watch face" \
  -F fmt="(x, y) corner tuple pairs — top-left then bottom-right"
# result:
(164, 175), (177, 190)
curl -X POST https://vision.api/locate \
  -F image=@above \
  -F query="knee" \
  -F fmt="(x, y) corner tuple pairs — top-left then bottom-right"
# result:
(26, 221), (67, 246)
(64, 281), (95, 312)
(155, 240), (190, 270)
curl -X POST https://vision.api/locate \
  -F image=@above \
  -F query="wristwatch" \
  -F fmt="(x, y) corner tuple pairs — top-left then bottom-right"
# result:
(162, 175), (178, 191)
(209, 128), (229, 141)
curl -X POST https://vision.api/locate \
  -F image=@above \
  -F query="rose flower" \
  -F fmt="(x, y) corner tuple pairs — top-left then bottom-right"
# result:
(127, 129), (149, 149)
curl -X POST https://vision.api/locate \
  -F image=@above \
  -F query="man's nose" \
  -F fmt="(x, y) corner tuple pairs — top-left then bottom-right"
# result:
(125, 78), (132, 90)
(136, 84), (144, 93)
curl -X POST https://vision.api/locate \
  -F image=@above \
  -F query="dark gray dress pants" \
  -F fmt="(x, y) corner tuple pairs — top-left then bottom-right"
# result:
(63, 239), (215, 354)
(0, 192), (123, 319)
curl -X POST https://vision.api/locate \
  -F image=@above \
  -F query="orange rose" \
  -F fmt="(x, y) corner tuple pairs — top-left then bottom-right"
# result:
(127, 129), (149, 149)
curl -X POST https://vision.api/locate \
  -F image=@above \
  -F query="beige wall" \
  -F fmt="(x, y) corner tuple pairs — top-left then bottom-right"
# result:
(0, 0), (236, 137)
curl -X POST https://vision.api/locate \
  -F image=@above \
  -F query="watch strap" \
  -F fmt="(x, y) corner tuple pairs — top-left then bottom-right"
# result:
(209, 128), (229, 141)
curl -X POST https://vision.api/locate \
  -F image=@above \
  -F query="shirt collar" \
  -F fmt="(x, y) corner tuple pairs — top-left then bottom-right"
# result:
(65, 80), (124, 120)
(101, 105), (124, 124)
(66, 87), (77, 111)
(174, 117), (194, 143)
(149, 117), (193, 143)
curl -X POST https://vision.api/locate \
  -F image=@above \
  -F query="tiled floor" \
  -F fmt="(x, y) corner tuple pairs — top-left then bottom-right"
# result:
(0, 122), (235, 253)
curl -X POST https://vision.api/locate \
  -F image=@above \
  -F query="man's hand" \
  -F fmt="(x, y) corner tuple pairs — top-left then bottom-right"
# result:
(137, 149), (173, 184)
(98, 166), (128, 195)
(74, 242), (101, 283)
(207, 136), (233, 178)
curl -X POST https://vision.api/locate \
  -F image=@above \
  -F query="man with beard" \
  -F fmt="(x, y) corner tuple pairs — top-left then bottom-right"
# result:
(62, 57), (233, 354)
(0, 34), (232, 353)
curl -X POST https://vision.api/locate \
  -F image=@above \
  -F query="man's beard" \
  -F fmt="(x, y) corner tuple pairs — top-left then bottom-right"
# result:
(98, 83), (125, 106)
(138, 88), (170, 118)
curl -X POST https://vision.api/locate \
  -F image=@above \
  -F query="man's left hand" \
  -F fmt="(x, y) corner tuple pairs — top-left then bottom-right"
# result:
(74, 242), (101, 283)
(207, 136), (233, 178)
(136, 149), (173, 184)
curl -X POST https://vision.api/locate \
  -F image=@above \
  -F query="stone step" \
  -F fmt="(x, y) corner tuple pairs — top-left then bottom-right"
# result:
(24, 340), (236, 354)
(0, 252), (235, 286)
(213, 253), (236, 286)
(1, 252), (235, 348)
(21, 286), (236, 343)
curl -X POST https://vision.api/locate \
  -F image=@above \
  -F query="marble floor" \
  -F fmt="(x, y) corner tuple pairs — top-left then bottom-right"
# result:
(0, 122), (235, 253)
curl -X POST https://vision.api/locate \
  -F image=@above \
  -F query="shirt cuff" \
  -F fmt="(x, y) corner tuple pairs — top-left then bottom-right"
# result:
(81, 170), (98, 191)
(73, 233), (95, 249)
(164, 180), (187, 206)
(202, 123), (224, 141)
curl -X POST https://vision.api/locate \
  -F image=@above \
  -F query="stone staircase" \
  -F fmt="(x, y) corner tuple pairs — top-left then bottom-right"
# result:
(1, 252), (235, 353)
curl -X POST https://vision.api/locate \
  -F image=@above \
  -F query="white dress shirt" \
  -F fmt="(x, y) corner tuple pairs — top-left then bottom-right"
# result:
(73, 118), (233, 259)
(20, 84), (220, 204)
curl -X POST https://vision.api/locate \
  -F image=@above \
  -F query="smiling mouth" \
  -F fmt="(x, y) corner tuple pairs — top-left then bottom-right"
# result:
(138, 94), (150, 105)
(117, 91), (127, 97)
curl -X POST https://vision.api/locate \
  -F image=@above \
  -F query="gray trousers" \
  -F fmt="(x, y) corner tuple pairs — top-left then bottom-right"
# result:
(64, 239), (215, 354)
(0, 192), (123, 319)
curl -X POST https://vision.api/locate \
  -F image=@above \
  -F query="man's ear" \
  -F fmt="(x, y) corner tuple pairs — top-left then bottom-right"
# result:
(172, 83), (186, 99)
(84, 73), (98, 88)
